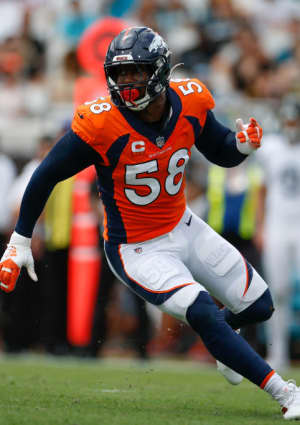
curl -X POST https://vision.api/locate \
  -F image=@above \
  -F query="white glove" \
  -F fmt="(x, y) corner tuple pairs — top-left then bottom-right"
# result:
(235, 117), (263, 155)
(0, 231), (37, 293)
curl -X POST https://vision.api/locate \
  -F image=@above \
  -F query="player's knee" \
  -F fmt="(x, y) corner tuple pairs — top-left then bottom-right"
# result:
(233, 288), (274, 326)
(186, 291), (220, 334)
(251, 288), (274, 322)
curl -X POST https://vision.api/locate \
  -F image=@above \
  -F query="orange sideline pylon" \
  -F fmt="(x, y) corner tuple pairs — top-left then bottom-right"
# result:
(67, 166), (101, 346)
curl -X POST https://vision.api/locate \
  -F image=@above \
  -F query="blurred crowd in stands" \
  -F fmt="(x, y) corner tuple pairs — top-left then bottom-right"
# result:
(0, 0), (300, 369)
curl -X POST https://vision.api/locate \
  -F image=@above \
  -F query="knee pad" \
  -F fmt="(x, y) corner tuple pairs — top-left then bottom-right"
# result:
(186, 291), (220, 334)
(225, 288), (274, 329)
(242, 288), (274, 323)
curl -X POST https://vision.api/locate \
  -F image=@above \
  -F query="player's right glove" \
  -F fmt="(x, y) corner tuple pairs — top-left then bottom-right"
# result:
(0, 231), (37, 293)
(235, 117), (263, 155)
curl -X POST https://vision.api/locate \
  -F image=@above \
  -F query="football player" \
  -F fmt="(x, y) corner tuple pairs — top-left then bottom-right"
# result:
(1, 27), (300, 420)
(256, 96), (300, 372)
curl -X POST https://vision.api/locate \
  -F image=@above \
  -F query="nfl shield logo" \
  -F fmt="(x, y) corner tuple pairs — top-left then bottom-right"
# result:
(156, 136), (165, 148)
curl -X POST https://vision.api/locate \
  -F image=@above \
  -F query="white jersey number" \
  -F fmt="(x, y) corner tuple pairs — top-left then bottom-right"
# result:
(85, 98), (112, 114)
(125, 161), (160, 206)
(178, 81), (203, 96)
(125, 149), (189, 206)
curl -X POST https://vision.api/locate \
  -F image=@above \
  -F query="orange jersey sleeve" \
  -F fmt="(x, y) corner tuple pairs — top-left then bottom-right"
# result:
(71, 97), (121, 166)
(170, 78), (215, 127)
(72, 101), (99, 144)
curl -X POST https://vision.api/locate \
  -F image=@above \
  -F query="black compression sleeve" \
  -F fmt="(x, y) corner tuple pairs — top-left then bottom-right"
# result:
(195, 110), (247, 167)
(15, 130), (103, 237)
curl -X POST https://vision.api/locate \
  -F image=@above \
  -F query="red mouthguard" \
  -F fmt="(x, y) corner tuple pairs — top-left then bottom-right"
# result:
(120, 88), (139, 103)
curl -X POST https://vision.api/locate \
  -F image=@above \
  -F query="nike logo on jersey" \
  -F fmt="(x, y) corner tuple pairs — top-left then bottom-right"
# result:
(77, 112), (84, 119)
(185, 215), (192, 226)
(148, 146), (172, 159)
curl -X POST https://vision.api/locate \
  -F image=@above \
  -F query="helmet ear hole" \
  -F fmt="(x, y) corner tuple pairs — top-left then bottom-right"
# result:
(104, 26), (171, 111)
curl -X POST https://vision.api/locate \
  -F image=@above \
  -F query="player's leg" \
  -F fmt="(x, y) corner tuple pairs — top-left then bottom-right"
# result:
(184, 289), (300, 419)
(184, 210), (273, 328)
(183, 210), (275, 381)
(263, 227), (291, 371)
(185, 291), (272, 383)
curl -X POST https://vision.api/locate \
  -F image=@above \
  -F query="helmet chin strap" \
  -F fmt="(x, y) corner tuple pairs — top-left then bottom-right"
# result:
(125, 97), (150, 111)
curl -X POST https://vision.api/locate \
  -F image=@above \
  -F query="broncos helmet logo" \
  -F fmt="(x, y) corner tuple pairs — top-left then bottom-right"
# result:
(148, 34), (168, 53)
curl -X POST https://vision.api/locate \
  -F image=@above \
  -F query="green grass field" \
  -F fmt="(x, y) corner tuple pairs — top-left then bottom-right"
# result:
(0, 354), (297, 425)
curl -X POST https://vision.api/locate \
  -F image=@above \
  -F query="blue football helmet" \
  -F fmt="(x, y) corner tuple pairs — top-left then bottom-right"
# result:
(104, 27), (171, 111)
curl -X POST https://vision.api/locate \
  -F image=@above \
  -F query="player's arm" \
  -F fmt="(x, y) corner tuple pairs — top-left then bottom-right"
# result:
(196, 110), (263, 167)
(0, 130), (103, 292)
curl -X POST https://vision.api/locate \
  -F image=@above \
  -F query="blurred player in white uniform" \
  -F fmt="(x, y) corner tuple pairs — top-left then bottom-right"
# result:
(256, 96), (300, 370)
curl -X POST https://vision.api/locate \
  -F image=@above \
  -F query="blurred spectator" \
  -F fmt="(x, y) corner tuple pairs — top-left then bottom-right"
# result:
(56, 0), (99, 48)
(0, 8), (49, 156)
(236, 0), (300, 60)
(1, 134), (53, 353)
(211, 22), (272, 96)
(0, 37), (26, 119)
(201, 0), (247, 49)
(49, 48), (83, 104)
(0, 7), (47, 118)
(103, 0), (138, 18)
(136, 0), (200, 62)
(41, 177), (74, 355)
(0, 1), (24, 41)
(40, 123), (74, 356)
(0, 143), (17, 250)
(20, 7), (49, 117)
(8, 136), (54, 225)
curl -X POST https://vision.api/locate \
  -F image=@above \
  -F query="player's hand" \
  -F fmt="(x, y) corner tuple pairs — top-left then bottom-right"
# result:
(0, 232), (38, 293)
(235, 117), (263, 155)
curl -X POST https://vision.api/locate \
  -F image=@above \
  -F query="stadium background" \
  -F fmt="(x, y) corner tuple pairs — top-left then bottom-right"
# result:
(0, 0), (300, 365)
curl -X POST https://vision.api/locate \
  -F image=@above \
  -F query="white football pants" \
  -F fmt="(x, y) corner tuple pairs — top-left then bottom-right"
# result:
(105, 208), (268, 323)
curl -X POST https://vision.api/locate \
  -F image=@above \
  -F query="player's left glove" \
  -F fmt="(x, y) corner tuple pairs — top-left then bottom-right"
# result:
(235, 117), (263, 155)
(0, 231), (38, 293)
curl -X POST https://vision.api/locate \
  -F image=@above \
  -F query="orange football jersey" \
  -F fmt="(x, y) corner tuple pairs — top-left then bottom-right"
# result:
(72, 78), (215, 243)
